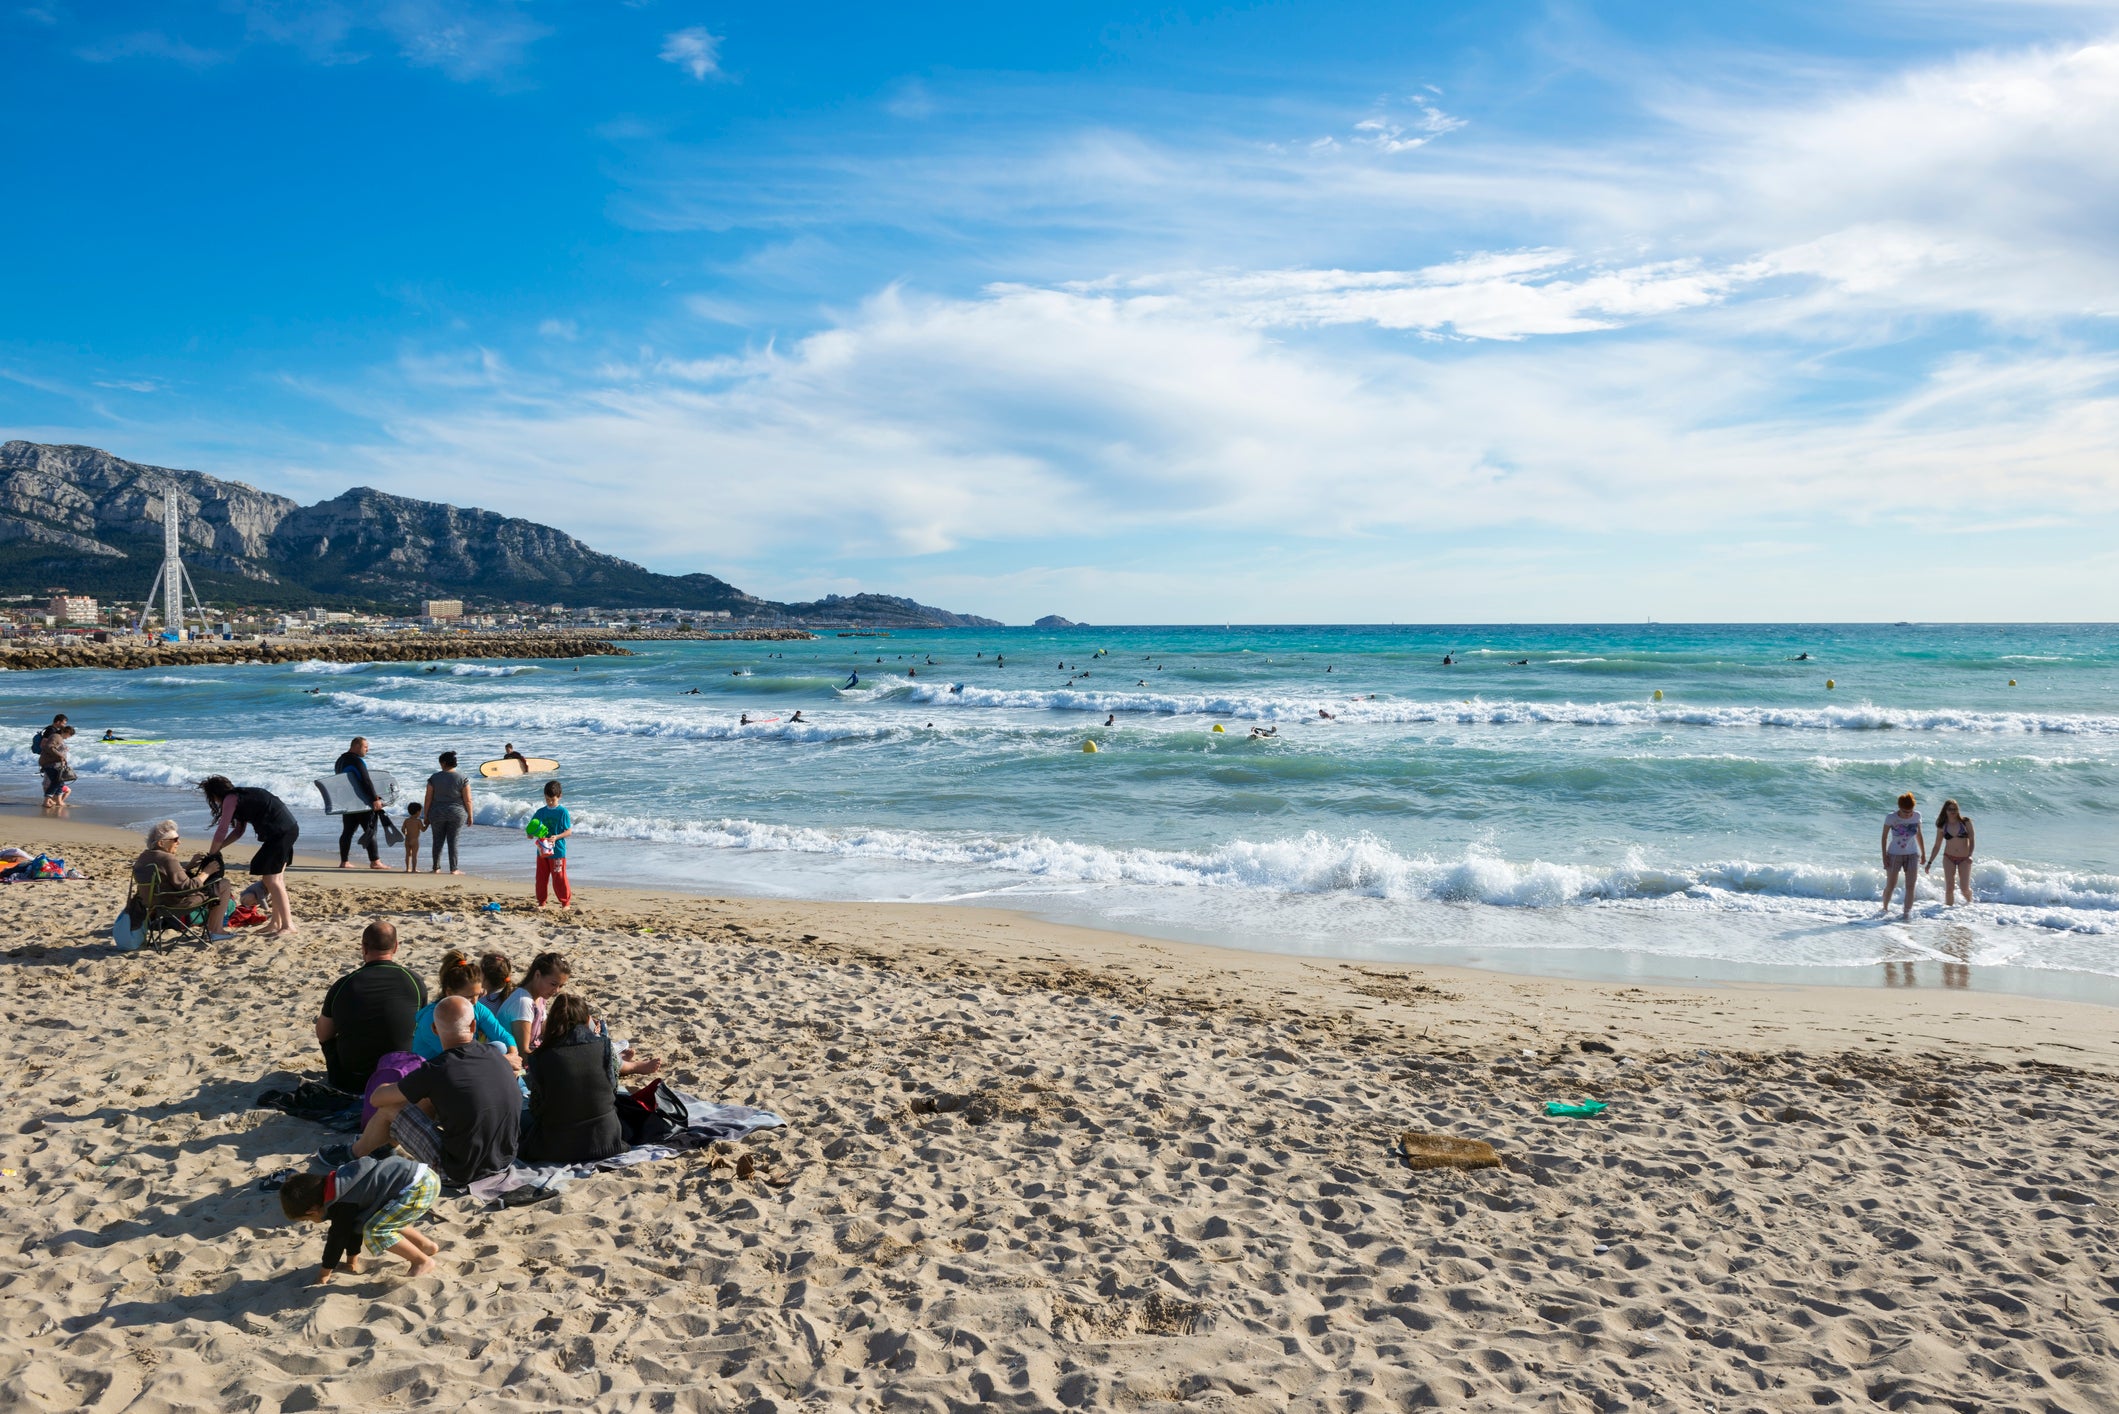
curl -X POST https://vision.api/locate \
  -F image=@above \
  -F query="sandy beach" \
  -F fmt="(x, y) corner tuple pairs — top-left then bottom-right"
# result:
(2, 814), (2115, 1412)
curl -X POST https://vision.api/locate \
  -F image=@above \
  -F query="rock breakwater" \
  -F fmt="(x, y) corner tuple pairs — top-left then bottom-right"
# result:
(0, 634), (633, 672)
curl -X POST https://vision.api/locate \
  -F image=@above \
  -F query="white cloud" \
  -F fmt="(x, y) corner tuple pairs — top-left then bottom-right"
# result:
(659, 26), (721, 82)
(1349, 99), (1466, 154)
(340, 278), (2119, 588)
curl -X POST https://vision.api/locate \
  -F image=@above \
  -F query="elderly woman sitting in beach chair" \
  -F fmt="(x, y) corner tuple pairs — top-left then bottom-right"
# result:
(128, 819), (236, 946)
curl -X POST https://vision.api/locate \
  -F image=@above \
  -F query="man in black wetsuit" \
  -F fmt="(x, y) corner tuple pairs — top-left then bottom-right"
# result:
(333, 737), (389, 870)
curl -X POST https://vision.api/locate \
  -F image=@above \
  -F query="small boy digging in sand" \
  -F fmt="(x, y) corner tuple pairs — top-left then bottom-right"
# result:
(281, 1154), (441, 1283)
(402, 802), (427, 874)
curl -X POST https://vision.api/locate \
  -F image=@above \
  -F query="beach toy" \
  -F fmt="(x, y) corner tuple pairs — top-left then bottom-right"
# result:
(1082, 740), (1099, 753)
(1211, 724), (1225, 733)
(480, 901), (503, 913)
(1652, 689), (1663, 701)
(1544, 1100), (1608, 1118)
(524, 819), (551, 839)
(1825, 679), (1835, 690)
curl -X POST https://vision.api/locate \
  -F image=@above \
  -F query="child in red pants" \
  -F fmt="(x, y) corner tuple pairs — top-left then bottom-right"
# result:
(529, 780), (573, 908)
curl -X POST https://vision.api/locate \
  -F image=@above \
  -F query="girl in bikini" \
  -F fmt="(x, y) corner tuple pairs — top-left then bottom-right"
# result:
(1927, 798), (1975, 907)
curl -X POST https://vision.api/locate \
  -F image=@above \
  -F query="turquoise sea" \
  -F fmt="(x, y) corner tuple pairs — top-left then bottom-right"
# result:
(11, 624), (2118, 999)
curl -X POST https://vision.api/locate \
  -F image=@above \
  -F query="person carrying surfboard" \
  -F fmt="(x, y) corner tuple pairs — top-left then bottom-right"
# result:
(503, 743), (529, 769)
(334, 737), (392, 871)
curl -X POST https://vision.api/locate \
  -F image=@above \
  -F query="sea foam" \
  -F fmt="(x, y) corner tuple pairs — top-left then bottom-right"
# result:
(903, 684), (2119, 734)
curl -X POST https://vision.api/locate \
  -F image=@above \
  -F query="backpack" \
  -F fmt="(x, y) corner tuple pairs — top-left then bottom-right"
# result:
(29, 729), (44, 755)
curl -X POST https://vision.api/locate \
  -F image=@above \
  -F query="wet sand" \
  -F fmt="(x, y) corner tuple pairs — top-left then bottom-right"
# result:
(2, 815), (2114, 1412)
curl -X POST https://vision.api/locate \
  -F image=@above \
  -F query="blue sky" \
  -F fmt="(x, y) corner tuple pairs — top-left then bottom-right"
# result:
(4, 1), (2117, 622)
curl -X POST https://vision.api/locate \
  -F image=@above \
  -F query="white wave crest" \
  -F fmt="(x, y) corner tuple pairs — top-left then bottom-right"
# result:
(449, 663), (536, 677)
(470, 807), (2119, 928)
(327, 692), (889, 744)
(292, 660), (371, 675)
(904, 684), (2119, 735)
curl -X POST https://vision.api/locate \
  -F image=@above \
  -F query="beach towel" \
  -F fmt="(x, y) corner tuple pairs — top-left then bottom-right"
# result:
(2, 855), (82, 882)
(463, 1089), (784, 1204)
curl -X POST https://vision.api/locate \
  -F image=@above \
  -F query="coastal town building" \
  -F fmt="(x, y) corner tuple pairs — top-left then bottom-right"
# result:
(423, 598), (465, 619)
(46, 594), (97, 624)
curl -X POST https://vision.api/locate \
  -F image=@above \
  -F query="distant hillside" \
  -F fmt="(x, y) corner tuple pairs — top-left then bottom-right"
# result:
(0, 442), (999, 626)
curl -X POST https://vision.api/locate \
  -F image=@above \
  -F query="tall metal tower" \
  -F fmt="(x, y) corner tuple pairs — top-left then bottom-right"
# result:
(133, 481), (209, 639)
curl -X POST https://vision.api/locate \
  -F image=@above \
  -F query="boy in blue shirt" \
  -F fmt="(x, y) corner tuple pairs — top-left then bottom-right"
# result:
(529, 780), (572, 909)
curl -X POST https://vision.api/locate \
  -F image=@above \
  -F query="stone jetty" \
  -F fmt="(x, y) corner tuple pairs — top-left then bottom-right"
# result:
(0, 634), (635, 672)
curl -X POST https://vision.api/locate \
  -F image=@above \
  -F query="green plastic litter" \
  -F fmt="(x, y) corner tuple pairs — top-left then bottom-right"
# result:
(1545, 1100), (1609, 1118)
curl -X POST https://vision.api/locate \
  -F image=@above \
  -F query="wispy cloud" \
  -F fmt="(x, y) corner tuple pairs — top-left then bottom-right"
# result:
(75, 1), (550, 81)
(659, 26), (721, 81)
(76, 30), (224, 66)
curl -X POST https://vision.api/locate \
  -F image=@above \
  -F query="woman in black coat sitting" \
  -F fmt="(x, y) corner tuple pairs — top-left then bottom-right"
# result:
(520, 993), (626, 1164)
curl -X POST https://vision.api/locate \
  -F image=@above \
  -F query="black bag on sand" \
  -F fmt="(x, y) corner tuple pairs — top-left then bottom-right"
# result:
(615, 1079), (689, 1147)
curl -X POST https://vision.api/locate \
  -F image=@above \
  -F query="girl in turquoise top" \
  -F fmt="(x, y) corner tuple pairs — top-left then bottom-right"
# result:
(410, 951), (521, 1071)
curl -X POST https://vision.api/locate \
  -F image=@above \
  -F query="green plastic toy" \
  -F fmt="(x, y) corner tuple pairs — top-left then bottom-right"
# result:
(524, 819), (550, 840)
(1544, 1100), (1609, 1118)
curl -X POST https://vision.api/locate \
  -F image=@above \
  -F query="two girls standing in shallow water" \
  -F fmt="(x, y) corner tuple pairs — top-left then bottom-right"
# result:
(1880, 792), (1977, 919)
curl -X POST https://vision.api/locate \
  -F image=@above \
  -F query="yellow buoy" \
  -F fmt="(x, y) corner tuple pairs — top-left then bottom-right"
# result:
(1652, 689), (1663, 702)
(1826, 679), (1835, 690)
(2009, 679), (2017, 686)
(1211, 724), (1225, 733)
(1082, 739), (1099, 753)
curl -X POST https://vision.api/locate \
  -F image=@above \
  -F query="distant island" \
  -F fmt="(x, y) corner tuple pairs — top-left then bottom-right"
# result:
(0, 441), (1000, 629)
(1033, 614), (1083, 628)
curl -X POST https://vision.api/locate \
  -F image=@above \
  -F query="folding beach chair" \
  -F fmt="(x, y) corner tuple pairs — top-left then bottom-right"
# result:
(136, 872), (214, 949)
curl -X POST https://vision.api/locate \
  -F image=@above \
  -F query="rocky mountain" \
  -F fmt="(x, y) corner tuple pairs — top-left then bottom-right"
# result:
(1033, 614), (1082, 628)
(0, 442), (999, 626)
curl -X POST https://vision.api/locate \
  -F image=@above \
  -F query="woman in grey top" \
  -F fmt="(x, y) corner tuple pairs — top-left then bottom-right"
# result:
(422, 750), (474, 875)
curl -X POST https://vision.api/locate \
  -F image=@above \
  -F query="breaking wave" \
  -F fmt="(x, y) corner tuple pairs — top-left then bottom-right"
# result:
(903, 685), (2119, 735)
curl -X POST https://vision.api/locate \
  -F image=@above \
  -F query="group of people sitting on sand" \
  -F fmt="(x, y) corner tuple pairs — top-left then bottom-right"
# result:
(284, 920), (660, 1281)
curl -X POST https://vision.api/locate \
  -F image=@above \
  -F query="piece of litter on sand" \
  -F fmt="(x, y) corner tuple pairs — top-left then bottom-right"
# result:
(428, 912), (456, 924)
(1545, 1100), (1609, 1118)
(1594, 1245), (1611, 1254)
(1398, 1132), (1501, 1172)
(480, 901), (502, 913)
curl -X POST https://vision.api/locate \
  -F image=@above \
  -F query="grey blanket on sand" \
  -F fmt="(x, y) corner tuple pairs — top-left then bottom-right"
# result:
(464, 1094), (784, 1204)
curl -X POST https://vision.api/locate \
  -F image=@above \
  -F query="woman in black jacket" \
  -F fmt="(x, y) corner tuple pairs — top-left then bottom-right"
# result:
(520, 993), (626, 1164)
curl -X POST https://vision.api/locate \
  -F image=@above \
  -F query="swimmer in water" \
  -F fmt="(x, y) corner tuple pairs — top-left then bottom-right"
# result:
(1104, 714), (1115, 727)
(1791, 652), (1811, 661)
(844, 672), (859, 688)
(739, 713), (752, 726)
(1249, 726), (1277, 738)
(1513, 659), (1528, 666)
(789, 711), (805, 723)
(1319, 709), (1335, 719)
(908, 667), (917, 678)
(1441, 654), (1454, 666)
